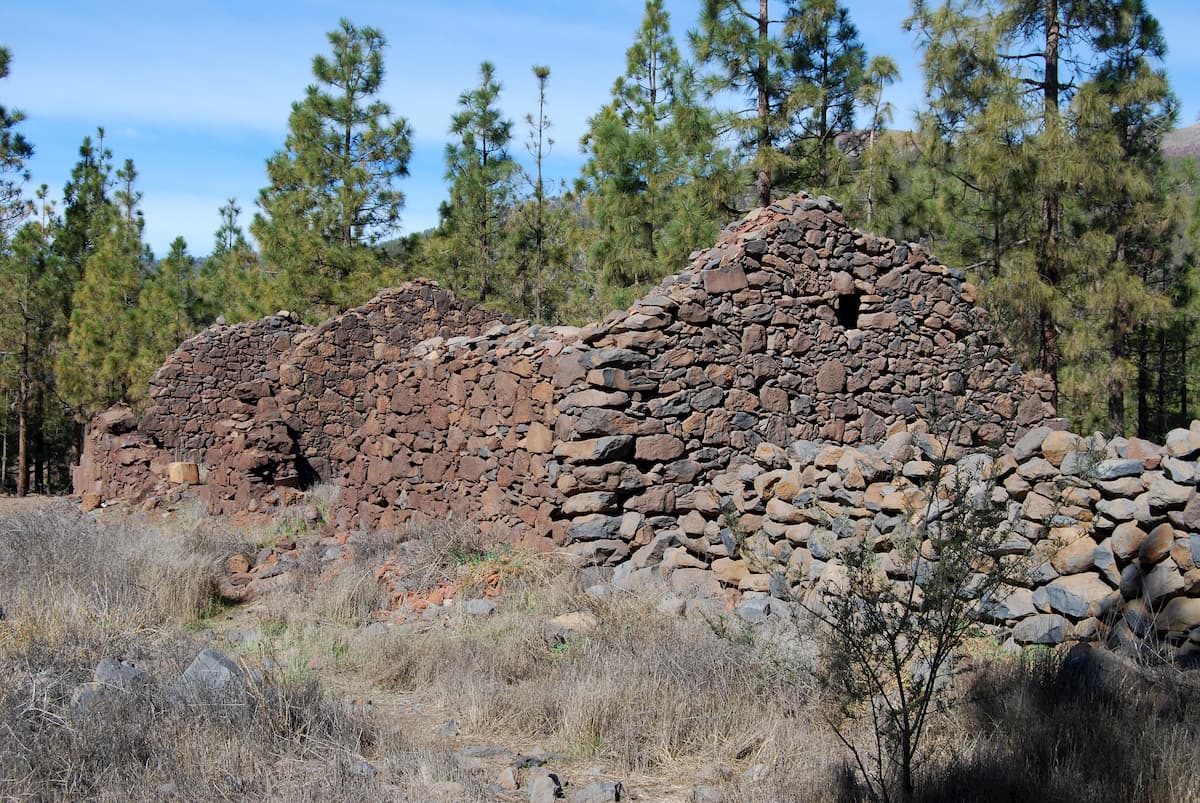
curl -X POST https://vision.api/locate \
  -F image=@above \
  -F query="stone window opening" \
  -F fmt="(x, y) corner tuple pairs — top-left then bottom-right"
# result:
(836, 292), (861, 329)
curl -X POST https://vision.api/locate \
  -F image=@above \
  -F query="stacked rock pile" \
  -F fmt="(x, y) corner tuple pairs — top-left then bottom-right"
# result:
(600, 421), (1200, 655)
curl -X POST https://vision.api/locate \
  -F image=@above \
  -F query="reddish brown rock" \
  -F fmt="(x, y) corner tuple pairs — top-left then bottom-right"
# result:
(701, 265), (748, 294)
(815, 360), (846, 393)
(635, 434), (686, 462)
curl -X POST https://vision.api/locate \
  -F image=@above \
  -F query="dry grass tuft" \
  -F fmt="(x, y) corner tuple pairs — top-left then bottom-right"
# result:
(0, 628), (390, 801)
(3, 505), (1199, 801)
(0, 504), (496, 801)
(364, 567), (827, 776)
(907, 649), (1200, 803)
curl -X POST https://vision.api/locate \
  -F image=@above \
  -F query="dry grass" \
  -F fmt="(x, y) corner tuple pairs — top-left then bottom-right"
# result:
(0, 502), (235, 645)
(909, 649), (1200, 803)
(362, 554), (838, 788)
(0, 504), (493, 801)
(0, 630), (388, 801)
(1, 502), (1199, 801)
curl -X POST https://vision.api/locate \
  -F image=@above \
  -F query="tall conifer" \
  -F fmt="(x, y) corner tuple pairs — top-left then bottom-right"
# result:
(692, 0), (791, 208)
(196, 199), (267, 324)
(433, 61), (517, 306)
(58, 161), (147, 415)
(253, 18), (412, 318)
(130, 237), (196, 397)
(0, 46), (32, 237)
(783, 0), (866, 190)
(504, 65), (573, 322)
(582, 0), (734, 289)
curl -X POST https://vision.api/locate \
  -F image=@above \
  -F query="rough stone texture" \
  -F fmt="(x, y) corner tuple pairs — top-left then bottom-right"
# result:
(78, 196), (1054, 534)
(72, 312), (310, 506)
(73, 281), (512, 515)
(276, 281), (513, 480)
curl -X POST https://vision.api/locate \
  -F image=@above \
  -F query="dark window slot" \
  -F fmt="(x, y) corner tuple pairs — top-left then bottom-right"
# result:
(836, 293), (860, 328)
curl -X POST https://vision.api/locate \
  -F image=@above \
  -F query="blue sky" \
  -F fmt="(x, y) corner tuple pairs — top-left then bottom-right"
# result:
(4, 0), (1199, 256)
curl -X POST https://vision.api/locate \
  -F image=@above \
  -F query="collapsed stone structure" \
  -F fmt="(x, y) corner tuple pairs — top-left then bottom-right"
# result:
(672, 424), (1200, 659)
(74, 281), (511, 514)
(73, 194), (1200, 651)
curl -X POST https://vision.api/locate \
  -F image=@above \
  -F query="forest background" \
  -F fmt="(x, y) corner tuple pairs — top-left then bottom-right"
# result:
(1, 0), (1198, 496)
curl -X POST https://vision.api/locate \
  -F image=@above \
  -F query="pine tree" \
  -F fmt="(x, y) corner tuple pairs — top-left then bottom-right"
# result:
(783, 0), (867, 190)
(503, 65), (573, 322)
(0, 46), (32, 237)
(253, 18), (412, 318)
(0, 191), (66, 495)
(845, 56), (901, 229)
(582, 0), (734, 289)
(910, 1), (1135, 402)
(130, 236), (196, 396)
(909, 0), (1185, 428)
(433, 61), (516, 306)
(692, 0), (791, 208)
(58, 160), (147, 415)
(195, 198), (267, 324)
(56, 130), (115, 291)
(1060, 0), (1178, 434)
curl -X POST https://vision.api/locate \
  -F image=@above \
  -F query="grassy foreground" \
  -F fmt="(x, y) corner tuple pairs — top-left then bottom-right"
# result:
(0, 498), (1197, 802)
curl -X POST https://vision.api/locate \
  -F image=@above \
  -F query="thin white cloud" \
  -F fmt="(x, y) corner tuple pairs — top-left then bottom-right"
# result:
(6, 0), (1197, 256)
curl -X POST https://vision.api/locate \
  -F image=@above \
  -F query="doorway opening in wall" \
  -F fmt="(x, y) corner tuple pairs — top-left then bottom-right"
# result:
(836, 293), (861, 329)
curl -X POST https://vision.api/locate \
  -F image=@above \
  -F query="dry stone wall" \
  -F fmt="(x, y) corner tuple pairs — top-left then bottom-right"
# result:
(138, 314), (310, 458)
(74, 282), (509, 513)
(78, 191), (1051, 540)
(276, 280), (513, 480)
(330, 194), (1053, 544)
(549, 194), (1054, 550)
(77, 192), (1200, 652)
(334, 322), (573, 545)
(617, 422), (1200, 660)
(73, 314), (309, 504)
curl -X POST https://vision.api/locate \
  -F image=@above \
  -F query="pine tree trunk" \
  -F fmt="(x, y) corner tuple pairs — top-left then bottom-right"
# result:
(1137, 325), (1150, 438)
(1109, 240), (1128, 435)
(1038, 0), (1062, 403)
(1108, 349), (1126, 436)
(16, 316), (29, 497)
(344, 120), (354, 247)
(818, 44), (830, 188)
(16, 379), (27, 498)
(756, 0), (772, 208)
(1157, 328), (1168, 438)
(34, 386), (46, 494)
(1180, 327), (1189, 426)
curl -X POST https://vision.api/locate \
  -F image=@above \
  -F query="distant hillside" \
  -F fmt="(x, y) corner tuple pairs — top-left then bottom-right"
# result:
(1163, 123), (1200, 159)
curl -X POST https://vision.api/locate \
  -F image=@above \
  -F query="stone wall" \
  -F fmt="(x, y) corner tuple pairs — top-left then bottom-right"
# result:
(139, 314), (309, 458)
(335, 322), (573, 545)
(75, 192), (1200, 651)
(74, 283), (509, 510)
(77, 193), (1054, 541)
(277, 280), (513, 480)
(606, 422), (1200, 657)
(548, 194), (1054, 549)
(73, 406), (159, 502)
(72, 191), (1200, 658)
(73, 314), (308, 502)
